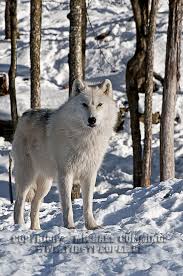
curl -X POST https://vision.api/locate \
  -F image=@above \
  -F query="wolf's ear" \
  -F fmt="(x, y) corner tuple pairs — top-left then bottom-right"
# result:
(71, 79), (85, 97)
(98, 79), (113, 97)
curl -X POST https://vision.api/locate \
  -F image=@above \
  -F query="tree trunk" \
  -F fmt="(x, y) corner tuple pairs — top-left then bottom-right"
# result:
(160, 0), (183, 181)
(69, 0), (85, 96)
(30, 0), (42, 109)
(8, 0), (18, 132)
(142, 0), (159, 187)
(176, 2), (182, 94)
(126, 58), (142, 187)
(81, 0), (87, 79)
(5, 0), (11, 39)
(0, 120), (13, 142)
(126, 1), (149, 187)
(69, 0), (86, 199)
(0, 73), (9, 96)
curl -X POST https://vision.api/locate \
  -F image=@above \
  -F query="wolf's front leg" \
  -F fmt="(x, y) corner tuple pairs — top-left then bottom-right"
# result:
(81, 173), (100, 230)
(58, 173), (75, 229)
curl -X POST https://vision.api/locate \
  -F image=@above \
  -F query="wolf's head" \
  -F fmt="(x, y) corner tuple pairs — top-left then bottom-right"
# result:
(69, 79), (117, 130)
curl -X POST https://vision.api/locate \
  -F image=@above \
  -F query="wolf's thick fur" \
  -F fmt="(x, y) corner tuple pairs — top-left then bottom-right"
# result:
(13, 79), (117, 230)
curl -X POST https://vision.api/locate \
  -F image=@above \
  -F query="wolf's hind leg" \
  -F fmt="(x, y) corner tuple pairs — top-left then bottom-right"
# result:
(14, 189), (30, 225)
(14, 163), (35, 225)
(30, 175), (52, 230)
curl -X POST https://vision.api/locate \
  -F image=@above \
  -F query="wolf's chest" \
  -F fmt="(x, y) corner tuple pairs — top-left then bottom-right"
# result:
(69, 137), (106, 173)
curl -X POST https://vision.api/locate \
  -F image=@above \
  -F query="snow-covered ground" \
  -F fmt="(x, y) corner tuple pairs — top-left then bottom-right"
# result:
(0, 0), (183, 275)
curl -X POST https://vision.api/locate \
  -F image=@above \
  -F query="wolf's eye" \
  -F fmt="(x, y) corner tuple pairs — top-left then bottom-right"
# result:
(82, 103), (88, 108)
(97, 103), (103, 107)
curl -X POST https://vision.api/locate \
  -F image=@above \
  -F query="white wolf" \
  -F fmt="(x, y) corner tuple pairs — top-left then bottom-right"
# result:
(13, 79), (117, 230)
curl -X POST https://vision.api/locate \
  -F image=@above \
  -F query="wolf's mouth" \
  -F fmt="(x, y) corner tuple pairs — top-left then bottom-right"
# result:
(88, 123), (96, 128)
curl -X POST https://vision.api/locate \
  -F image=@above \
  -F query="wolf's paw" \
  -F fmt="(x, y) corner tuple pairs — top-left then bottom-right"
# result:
(68, 225), (76, 230)
(85, 222), (102, 230)
(30, 225), (41, 231)
(64, 223), (76, 229)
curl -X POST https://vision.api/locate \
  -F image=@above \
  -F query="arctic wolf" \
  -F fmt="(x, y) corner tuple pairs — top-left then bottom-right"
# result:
(13, 79), (117, 230)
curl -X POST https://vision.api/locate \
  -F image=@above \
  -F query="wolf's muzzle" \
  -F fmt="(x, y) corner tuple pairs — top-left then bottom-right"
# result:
(88, 117), (96, 127)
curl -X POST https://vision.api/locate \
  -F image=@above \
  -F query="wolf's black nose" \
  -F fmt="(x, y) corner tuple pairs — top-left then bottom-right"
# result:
(88, 117), (96, 125)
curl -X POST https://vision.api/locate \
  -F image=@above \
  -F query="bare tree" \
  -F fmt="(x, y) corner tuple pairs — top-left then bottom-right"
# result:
(176, 2), (182, 95)
(126, 1), (149, 187)
(160, 0), (183, 181)
(69, 0), (87, 200)
(142, 0), (159, 187)
(126, 1), (161, 187)
(9, 0), (18, 132)
(68, 0), (86, 96)
(5, 0), (19, 40)
(5, 0), (11, 39)
(81, 0), (87, 79)
(30, 0), (42, 109)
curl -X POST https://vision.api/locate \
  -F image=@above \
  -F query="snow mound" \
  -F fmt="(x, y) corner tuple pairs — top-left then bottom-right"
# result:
(1, 177), (183, 275)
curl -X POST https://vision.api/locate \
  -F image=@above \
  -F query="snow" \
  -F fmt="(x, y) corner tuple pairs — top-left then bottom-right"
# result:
(0, 0), (183, 275)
